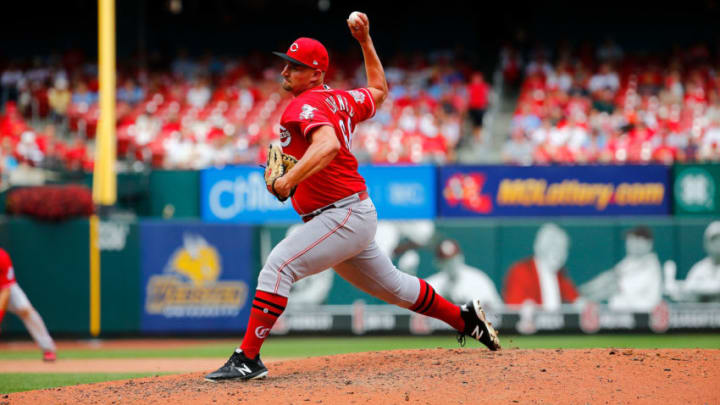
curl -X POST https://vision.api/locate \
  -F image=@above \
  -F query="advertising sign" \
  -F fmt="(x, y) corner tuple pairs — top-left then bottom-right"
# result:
(358, 165), (435, 219)
(139, 221), (253, 332)
(673, 164), (720, 216)
(438, 165), (670, 217)
(202, 165), (436, 223)
(201, 167), (297, 223)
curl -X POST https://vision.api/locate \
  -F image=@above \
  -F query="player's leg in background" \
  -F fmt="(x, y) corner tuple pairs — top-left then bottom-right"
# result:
(7, 284), (57, 355)
(333, 240), (464, 331)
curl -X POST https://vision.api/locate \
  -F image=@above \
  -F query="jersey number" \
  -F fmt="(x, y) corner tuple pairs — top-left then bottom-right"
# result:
(338, 118), (353, 149)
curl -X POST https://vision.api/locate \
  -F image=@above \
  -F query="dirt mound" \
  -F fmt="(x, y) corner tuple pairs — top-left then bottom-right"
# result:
(7, 348), (720, 404)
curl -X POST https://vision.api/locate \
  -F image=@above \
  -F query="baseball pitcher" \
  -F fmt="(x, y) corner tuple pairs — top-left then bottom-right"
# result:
(206, 11), (500, 382)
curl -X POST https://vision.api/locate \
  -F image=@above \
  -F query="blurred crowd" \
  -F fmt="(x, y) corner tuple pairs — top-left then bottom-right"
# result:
(501, 40), (720, 164)
(0, 50), (490, 181)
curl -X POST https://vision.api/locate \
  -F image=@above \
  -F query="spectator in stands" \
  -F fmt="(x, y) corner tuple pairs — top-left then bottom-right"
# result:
(588, 63), (620, 94)
(71, 81), (97, 107)
(700, 119), (720, 161)
(0, 102), (28, 139)
(48, 77), (71, 123)
(503, 223), (580, 311)
(117, 79), (144, 105)
(171, 49), (197, 79)
(186, 77), (211, 108)
(500, 44), (523, 87)
(525, 53), (553, 79)
(16, 131), (43, 166)
(512, 103), (541, 134)
(0, 138), (19, 187)
(502, 128), (533, 165)
(466, 72), (490, 146)
(546, 61), (573, 93)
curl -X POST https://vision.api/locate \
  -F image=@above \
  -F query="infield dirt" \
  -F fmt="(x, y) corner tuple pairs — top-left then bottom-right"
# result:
(6, 348), (720, 404)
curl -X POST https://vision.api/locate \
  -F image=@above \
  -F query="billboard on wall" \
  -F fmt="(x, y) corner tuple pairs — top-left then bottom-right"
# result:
(438, 165), (671, 217)
(358, 165), (435, 219)
(260, 216), (720, 335)
(201, 167), (298, 223)
(139, 221), (254, 332)
(201, 165), (436, 222)
(673, 164), (720, 216)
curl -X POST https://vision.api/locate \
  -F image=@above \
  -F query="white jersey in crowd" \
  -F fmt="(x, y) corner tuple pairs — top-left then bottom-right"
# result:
(609, 252), (662, 311)
(426, 264), (502, 309)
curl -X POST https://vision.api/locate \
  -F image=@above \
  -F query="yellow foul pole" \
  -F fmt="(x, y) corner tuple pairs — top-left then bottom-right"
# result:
(91, 0), (117, 337)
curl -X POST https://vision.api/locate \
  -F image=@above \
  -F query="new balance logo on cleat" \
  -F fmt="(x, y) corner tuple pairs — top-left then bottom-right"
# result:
(470, 325), (484, 340)
(234, 364), (252, 375)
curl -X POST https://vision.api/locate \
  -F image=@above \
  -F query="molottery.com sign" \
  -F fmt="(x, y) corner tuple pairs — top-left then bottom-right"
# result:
(438, 165), (671, 217)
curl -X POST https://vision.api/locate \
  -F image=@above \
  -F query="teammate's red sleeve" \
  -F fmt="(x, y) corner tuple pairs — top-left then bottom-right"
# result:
(346, 88), (376, 122)
(557, 269), (579, 303)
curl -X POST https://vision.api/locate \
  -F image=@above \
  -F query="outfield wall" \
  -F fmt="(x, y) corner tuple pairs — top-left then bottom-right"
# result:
(1, 216), (719, 336)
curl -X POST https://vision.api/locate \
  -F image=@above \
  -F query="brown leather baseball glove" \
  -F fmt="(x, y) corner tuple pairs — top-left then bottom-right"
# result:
(264, 144), (298, 202)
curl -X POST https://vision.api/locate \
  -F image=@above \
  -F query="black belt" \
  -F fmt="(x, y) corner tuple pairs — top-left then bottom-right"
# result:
(302, 191), (369, 223)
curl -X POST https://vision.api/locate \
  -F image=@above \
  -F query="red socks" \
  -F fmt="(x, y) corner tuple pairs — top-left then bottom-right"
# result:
(241, 282), (463, 357)
(240, 290), (287, 359)
(410, 279), (465, 332)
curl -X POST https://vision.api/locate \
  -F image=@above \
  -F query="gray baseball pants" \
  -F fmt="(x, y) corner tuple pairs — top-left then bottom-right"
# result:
(257, 193), (421, 307)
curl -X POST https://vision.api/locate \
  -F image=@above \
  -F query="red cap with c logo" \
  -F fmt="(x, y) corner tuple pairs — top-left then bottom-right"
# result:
(272, 37), (329, 72)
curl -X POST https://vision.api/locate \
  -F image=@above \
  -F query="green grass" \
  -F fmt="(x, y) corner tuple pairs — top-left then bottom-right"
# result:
(0, 373), (168, 394)
(0, 334), (718, 361)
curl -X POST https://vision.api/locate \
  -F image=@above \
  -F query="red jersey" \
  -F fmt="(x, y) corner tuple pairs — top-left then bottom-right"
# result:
(0, 248), (17, 289)
(279, 85), (375, 214)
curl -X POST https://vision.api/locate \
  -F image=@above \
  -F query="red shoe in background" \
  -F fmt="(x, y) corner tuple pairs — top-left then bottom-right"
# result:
(43, 351), (57, 362)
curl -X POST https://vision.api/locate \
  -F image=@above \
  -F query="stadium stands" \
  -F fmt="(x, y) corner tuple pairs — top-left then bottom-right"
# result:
(502, 41), (720, 164)
(0, 51), (480, 179)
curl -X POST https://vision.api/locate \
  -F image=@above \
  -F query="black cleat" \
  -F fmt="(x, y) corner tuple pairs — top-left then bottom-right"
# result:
(458, 299), (501, 351)
(205, 349), (268, 382)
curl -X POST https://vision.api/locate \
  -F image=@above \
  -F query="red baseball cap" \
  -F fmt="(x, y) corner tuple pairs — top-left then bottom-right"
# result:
(273, 37), (329, 72)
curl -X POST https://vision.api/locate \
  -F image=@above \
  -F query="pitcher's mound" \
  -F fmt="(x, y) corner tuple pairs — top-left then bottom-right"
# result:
(8, 348), (720, 404)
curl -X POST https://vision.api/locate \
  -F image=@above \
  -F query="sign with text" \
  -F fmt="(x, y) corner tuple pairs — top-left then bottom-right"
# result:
(201, 167), (298, 223)
(358, 165), (435, 219)
(438, 165), (671, 217)
(201, 165), (436, 222)
(139, 221), (253, 332)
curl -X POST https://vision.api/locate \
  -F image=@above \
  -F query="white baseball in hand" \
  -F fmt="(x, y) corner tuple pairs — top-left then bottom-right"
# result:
(348, 11), (363, 29)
